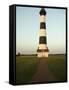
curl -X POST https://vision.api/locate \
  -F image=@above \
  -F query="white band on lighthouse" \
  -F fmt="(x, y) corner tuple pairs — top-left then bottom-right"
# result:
(40, 15), (46, 22)
(39, 29), (47, 36)
(39, 44), (47, 49)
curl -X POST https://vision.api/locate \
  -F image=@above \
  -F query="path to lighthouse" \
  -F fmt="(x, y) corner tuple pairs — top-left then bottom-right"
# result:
(31, 58), (57, 83)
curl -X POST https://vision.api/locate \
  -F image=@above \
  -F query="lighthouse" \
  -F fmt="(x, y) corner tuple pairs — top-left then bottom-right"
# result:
(37, 8), (49, 58)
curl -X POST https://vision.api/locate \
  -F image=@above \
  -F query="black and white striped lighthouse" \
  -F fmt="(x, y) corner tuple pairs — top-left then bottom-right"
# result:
(37, 8), (49, 57)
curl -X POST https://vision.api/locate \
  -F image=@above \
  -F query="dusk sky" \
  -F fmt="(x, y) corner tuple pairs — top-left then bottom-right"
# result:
(16, 6), (66, 54)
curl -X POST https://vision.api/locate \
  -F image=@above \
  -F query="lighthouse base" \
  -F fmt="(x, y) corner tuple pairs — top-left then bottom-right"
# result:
(37, 48), (49, 58)
(37, 52), (48, 58)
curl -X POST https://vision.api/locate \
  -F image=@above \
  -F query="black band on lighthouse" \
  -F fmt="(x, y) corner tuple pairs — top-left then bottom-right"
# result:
(40, 22), (46, 29)
(39, 36), (47, 44)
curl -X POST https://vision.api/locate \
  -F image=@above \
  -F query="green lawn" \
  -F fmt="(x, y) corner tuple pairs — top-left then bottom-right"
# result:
(48, 55), (67, 81)
(16, 56), (39, 84)
(16, 55), (67, 84)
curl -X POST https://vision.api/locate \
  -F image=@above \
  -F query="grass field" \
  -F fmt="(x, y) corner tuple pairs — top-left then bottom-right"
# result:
(16, 55), (67, 84)
(48, 55), (66, 81)
(16, 56), (39, 84)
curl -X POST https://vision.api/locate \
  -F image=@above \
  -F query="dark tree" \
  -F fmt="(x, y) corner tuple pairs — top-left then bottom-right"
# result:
(18, 52), (20, 56)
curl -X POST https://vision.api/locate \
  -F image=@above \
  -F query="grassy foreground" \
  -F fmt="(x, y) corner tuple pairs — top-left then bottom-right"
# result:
(16, 56), (39, 84)
(48, 55), (66, 81)
(16, 55), (66, 84)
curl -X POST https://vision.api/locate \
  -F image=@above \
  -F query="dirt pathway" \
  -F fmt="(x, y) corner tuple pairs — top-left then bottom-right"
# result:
(31, 58), (57, 83)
